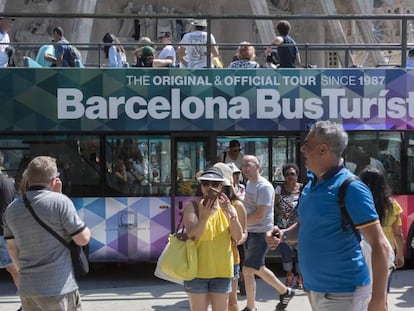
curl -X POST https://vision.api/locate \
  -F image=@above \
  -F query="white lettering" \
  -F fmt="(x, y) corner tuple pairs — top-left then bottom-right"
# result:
(56, 87), (413, 122)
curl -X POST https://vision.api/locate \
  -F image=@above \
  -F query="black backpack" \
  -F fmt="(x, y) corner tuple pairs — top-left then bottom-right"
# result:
(65, 45), (82, 67)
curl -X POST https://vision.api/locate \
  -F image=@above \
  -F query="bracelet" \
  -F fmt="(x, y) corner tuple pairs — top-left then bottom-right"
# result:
(282, 230), (288, 242)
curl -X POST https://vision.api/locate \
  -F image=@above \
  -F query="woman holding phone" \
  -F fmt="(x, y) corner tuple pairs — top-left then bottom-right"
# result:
(183, 167), (243, 311)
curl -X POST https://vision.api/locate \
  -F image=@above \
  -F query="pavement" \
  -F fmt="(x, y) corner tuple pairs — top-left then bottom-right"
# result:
(1, 265), (413, 310)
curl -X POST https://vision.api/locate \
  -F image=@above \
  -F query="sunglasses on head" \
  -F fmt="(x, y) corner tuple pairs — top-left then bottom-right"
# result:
(200, 180), (222, 188)
(284, 172), (297, 177)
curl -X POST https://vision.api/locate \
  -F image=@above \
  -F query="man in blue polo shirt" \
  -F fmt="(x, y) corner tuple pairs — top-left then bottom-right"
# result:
(266, 121), (390, 311)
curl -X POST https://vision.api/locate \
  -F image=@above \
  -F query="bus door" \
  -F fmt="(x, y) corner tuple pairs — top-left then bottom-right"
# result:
(172, 135), (214, 230)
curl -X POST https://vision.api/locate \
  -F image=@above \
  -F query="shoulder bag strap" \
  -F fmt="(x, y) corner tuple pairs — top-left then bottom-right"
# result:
(338, 176), (362, 242)
(23, 194), (71, 249)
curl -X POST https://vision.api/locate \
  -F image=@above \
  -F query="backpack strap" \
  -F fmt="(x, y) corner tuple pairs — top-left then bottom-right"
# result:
(338, 176), (362, 242)
(223, 151), (227, 163)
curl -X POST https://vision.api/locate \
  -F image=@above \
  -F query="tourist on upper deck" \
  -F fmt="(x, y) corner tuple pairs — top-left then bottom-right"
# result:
(134, 45), (172, 67)
(0, 16), (14, 67)
(177, 19), (220, 68)
(407, 48), (414, 68)
(157, 31), (176, 66)
(270, 20), (302, 68)
(52, 27), (72, 67)
(102, 33), (127, 67)
(228, 42), (260, 69)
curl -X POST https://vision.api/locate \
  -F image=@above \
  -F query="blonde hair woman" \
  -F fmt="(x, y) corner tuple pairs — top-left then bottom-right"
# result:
(228, 41), (260, 68)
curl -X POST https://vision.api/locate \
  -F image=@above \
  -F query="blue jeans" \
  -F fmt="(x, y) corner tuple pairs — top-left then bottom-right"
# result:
(0, 236), (13, 268)
(279, 242), (300, 273)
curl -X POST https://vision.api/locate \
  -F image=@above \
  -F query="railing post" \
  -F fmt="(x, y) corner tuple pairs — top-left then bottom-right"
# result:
(344, 49), (349, 68)
(207, 17), (212, 68)
(401, 16), (408, 68)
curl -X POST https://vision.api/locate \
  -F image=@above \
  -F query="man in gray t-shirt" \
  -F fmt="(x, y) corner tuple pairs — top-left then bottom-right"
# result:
(4, 156), (90, 311)
(241, 155), (295, 311)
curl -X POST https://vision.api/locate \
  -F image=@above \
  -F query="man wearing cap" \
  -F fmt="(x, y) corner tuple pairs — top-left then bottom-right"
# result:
(158, 32), (176, 66)
(177, 19), (219, 68)
(134, 45), (172, 67)
(0, 17), (14, 67)
(407, 48), (414, 68)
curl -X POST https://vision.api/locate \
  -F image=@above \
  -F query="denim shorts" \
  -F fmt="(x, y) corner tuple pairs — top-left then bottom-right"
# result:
(232, 264), (240, 280)
(184, 277), (232, 294)
(243, 232), (268, 270)
(0, 236), (13, 268)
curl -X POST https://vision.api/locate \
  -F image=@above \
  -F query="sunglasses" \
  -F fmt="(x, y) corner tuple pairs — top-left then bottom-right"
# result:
(284, 172), (297, 177)
(231, 148), (242, 152)
(200, 180), (222, 188)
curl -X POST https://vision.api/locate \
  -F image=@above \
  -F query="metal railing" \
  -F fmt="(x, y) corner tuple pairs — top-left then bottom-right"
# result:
(3, 13), (414, 68)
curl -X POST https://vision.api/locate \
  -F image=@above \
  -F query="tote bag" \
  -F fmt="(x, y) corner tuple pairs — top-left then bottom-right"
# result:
(157, 233), (197, 281)
(154, 240), (183, 285)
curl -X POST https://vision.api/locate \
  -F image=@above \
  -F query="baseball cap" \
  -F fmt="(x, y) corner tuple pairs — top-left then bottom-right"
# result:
(198, 167), (224, 182)
(213, 163), (233, 186)
(227, 162), (241, 174)
(141, 45), (155, 57)
(191, 19), (207, 27)
(158, 32), (171, 39)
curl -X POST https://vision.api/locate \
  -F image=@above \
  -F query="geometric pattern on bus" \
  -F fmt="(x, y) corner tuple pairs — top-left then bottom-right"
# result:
(1, 68), (414, 132)
(72, 197), (172, 262)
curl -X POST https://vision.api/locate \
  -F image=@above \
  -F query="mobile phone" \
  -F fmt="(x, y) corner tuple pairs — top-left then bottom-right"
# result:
(203, 188), (221, 205)
(272, 231), (280, 238)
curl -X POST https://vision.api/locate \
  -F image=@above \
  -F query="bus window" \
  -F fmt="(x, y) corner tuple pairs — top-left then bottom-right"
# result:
(217, 137), (269, 179)
(175, 140), (207, 196)
(0, 135), (101, 197)
(377, 132), (401, 194)
(345, 133), (379, 175)
(345, 132), (402, 194)
(105, 136), (171, 196)
(272, 137), (300, 183)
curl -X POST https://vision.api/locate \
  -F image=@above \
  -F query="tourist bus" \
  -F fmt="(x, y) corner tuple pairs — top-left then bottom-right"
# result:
(0, 67), (413, 266)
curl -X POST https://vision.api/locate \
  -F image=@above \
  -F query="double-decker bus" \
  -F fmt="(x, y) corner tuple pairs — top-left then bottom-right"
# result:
(1, 67), (413, 266)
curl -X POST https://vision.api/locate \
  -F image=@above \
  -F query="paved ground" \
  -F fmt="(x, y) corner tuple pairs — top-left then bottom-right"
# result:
(1, 264), (413, 310)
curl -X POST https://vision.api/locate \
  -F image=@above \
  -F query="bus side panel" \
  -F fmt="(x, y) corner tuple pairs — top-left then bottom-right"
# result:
(174, 196), (201, 230)
(72, 197), (172, 262)
(393, 195), (414, 254)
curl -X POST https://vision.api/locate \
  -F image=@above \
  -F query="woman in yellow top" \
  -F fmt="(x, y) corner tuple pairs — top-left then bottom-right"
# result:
(183, 167), (243, 311)
(359, 166), (405, 270)
(213, 162), (248, 311)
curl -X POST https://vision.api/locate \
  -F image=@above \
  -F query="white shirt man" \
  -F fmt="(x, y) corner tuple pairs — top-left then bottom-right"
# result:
(0, 17), (14, 67)
(177, 19), (219, 68)
(157, 32), (176, 66)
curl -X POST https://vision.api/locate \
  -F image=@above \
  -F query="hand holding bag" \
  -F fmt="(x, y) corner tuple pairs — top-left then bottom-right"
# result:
(23, 195), (89, 277)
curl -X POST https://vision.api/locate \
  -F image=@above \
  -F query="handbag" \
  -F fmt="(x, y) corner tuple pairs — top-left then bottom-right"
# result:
(23, 195), (89, 277)
(155, 203), (198, 282)
(154, 241), (184, 285)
